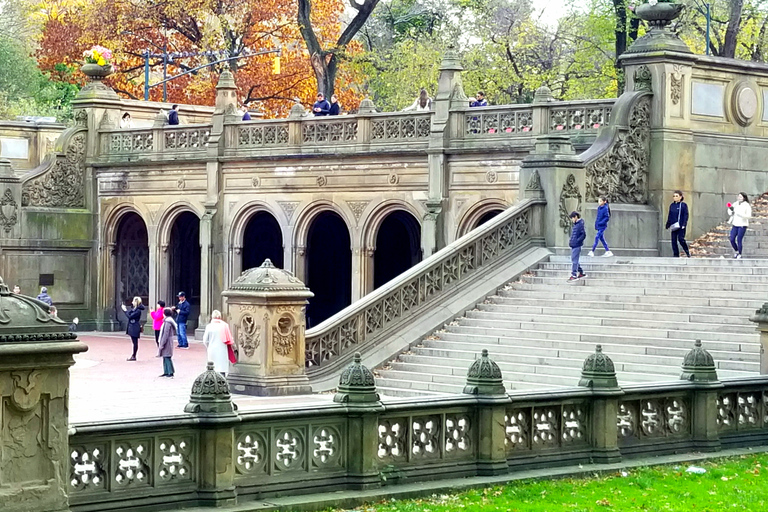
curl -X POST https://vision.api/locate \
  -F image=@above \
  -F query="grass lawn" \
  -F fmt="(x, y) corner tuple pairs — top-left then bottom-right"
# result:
(334, 453), (768, 512)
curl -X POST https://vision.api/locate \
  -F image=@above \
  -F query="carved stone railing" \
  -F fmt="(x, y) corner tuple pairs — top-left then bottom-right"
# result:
(461, 105), (535, 136)
(370, 112), (431, 141)
(163, 125), (211, 151)
(304, 198), (546, 380)
(301, 117), (359, 144)
(548, 99), (614, 132)
(98, 124), (212, 160)
(103, 129), (155, 154)
(67, 375), (768, 511)
(236, 120), (290, 148)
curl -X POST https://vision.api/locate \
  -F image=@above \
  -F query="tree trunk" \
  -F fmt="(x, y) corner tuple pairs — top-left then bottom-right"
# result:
(613, 0), (628, 61)
(309, 52), (338, 98)
(723, 0), (744, 58)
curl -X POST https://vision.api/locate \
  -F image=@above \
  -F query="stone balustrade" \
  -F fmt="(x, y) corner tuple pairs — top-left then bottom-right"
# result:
(99, 124), (212, 161)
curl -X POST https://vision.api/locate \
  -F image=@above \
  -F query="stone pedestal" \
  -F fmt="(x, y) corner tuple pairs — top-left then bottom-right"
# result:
(0, 276), (88, 511)
(578, 345), (623, 464)
(223, 259), (313, 396)
(749, 305), (768, 374)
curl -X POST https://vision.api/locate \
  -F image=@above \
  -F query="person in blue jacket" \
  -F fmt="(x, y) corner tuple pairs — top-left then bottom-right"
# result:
(588, 197), (614, 257)
(665, 190), (690, 257)
(568, 211), (587, 281)
(174, 291), (191, 348)
(312, 93), (331, 116)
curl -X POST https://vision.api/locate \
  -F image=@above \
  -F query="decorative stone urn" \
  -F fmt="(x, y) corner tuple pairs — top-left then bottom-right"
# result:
(626, 1), (691, 54)
(80, 63), (114, 80)
(635, 2), (684, 27)
(222, 259), (314, 396)
(0, 275), (88, 511)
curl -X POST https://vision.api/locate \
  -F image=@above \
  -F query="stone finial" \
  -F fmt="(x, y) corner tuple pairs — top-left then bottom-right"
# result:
(680, 340), (718, 382)
(334, 352), (380, 403)
(358, 97), (377, 114)
(626, 2), (691, 54)
(579, 345), (619, 389)
(153, 111), (167, 128)
(533, 86), (554, 104)
(440, 44), (462, 72)
(184, 362), (237, 415)
(229, 259), (313, 295)
(750, 302), (768, 323)
(216, 69), (236, 90)
(463, 349), (506, 395)
(289, 101), (307, 119)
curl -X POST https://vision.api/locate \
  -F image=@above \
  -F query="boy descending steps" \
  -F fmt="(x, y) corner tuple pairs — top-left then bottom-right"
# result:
(568, 211), (587, 282)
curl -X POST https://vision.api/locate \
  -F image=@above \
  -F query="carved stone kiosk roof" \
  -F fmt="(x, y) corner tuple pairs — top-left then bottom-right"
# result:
(0, 276), (76, 342)
(223, 259), (314, 299)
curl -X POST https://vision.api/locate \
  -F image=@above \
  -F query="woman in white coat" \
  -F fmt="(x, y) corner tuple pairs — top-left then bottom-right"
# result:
(203, 310), (234, 376)
(728, 192), (752, 259)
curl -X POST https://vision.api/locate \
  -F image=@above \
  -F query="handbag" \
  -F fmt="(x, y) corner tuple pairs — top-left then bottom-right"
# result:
(669, 203), (682, 231)
(227, 344), (238, 364)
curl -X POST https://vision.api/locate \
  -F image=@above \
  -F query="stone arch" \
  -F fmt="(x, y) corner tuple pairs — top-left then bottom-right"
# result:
(361, 200), (423, 250)
(456, 199), (509, 238)
(293, 200), (353, 252)
(156, 201), (204, 248)
(229, 202), (285, 280)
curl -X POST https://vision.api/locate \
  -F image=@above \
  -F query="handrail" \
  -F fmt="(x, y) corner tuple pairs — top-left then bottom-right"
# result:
(305, 197), (546, 377)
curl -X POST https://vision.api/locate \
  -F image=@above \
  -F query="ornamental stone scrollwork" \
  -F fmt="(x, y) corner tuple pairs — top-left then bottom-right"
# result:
(236, 431), (268, 474)
(22, 131), (86, 208)
(670, 65), (683, 105)
(312, 426), (341, 467)
(74, 109), (88, 127)
(316, 175), (327, 187)
(272, 314), (297, 357)
(585, 95), (651, 204)
(388, 173), (399, 185)
(0, 188), (18, 234)
(485, 170), (498, 184)
(238, 312), (260, 357)
(251, 176), (260, 188)
(634, 65), (652, 92)
(157, 439), (192, 481)
(558, 173), (582, 234)
(274, 429), (304, 470)
(525, 169), (543, 192)
(114, 442), (151, 487)
(345, 200), (369, 224)
(70, 445), (107, 491)
(177, 178), (185, 190)
(277, 201), (300, 222)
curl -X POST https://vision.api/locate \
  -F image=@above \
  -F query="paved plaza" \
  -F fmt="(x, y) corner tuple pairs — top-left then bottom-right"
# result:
(69, 333), (337, 425)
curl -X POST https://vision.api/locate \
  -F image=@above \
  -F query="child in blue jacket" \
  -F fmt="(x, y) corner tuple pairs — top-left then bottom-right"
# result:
(588, 197), (613, 257)
(568, 211), (587, 281)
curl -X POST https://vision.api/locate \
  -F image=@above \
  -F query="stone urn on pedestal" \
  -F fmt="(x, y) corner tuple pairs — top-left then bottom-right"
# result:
(223, 259), (314, 396)
(627, 1), (690, 54)
(79, 46), (119, 99)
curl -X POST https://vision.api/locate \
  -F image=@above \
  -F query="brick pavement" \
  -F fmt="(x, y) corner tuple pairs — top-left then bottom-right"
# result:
(69, 333), (335, 425)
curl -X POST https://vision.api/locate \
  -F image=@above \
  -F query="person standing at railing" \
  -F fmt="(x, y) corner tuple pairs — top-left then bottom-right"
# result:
(312, 93), (331, 116)
(168, 104), (180, 125)
(403, 89), (432, 112)
(469, 91), (487, 107)
(329, 94), (341, 115)
(120, 112), (134, 129)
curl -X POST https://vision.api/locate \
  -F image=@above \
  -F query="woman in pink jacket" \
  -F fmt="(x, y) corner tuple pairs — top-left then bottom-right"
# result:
(149, 300), (166, 347)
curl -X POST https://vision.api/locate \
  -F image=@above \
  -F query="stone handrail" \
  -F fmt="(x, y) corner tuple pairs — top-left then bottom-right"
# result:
(99, 124), (213, 157)
(66, 374), (768, 511)
(304, 198), (546, 378)
(547, 99), (614, 132)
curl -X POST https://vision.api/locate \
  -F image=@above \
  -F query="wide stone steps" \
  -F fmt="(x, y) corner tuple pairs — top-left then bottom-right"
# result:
(375, 256), (765, 397)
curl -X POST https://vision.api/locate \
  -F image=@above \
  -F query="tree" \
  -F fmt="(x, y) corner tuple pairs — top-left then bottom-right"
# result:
(298, 0), (381, 97)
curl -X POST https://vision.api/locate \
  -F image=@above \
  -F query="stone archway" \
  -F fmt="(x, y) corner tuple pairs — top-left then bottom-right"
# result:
(373, 210), (422, 289)
(305, 211), (351, 328)
(168, 211), (201, 329)
(242, 211), (284, 270)
(114, 212), (149, 328)
(474, 209), (504, 229)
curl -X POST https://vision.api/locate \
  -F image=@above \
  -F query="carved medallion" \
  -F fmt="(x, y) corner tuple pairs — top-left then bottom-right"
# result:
(252, 176), (260, 188)
(316, 175), (327, 187)
(388, 173), (399, 185)
(485, 170), (498, 184)
(0, 188), (18, 234)
(634, 65), (652, 93)
(346, 200), (370, 224)
(273, 314), (297, 357)
(559, 174), (582, 234)
(278, 201), (300, 222)
(238, 312), (260, 357)
(177, 178), (185, 190)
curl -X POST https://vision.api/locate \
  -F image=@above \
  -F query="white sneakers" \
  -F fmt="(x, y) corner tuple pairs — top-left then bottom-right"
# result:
(588, 251), (595, 257)
(604, 251), (614, 257)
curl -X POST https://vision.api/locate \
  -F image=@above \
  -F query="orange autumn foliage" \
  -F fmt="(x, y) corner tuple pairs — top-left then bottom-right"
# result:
(35, 0), (364, 116)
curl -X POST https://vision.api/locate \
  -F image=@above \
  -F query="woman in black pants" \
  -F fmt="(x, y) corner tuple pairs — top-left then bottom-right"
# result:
(122, 296), (145, 361)
(665, 190), (690, 257)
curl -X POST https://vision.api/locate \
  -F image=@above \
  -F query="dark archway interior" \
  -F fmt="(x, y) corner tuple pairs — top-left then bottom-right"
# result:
(306, 211), (351, 328)
(475, 209), (504, 229)
(242, 211), (284, 270)
(374, 210), (422, 289)
(169, 212), (201, 327)
(116, 213), (149, 313)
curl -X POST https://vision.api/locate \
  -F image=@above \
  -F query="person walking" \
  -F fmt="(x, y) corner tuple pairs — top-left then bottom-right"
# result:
(665, 190), (690, 258)
(37, 287), (52, 305)
(150, 300), (166, 347)
(203, 310), (235, 376)
(157, 307), (177, 378)
(329, 94), (341, 115)
(168, 104), (180, 125)
(174, 291), (191, 349)
(588, 197), (614, 257)
(403, 89), (432, 111)
(568, 211), (587, 281)
(312, 93), (330, 116)
(728, 192), (752, 259)
(122, 296), (145, 361)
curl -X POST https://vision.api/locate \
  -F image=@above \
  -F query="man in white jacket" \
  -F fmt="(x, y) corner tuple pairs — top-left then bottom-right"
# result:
(728, 193), (752, 259)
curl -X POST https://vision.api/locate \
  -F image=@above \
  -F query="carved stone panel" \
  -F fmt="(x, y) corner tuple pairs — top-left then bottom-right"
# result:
(22, 131), (86, 208)
(559, 174), (582, 234)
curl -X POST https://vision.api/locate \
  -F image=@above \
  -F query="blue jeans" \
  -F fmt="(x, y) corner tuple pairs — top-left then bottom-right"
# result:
(177, 322), (188, 347)
(730, 226), (747, 254)
(163, 356), (174, 376)
(571, 247), (583, 276)
(670, 228), (690, 257)
(592, 228), (609, 252)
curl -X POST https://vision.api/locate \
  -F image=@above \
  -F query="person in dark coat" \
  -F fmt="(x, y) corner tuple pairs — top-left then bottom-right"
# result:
(157, 307), (177, 378)
(470, 91), (488, 107)
(37, 286), (53, 305)
(568, 211), (587, 281)
(312, 93), (330, 116)
(329, 94), (341, 115)
(122, 296), (145, 361)
(588, 197), (613, 257)
(174, 291), (191, 348)
(665, 190), (690, 257)
(168, 104), (180, 125)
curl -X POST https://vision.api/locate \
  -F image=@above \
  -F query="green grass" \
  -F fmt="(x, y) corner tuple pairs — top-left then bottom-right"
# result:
(334, 454), (768, 512)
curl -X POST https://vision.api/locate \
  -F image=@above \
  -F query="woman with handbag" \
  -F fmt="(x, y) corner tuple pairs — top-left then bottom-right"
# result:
(122, 296), (145, 361)
(728, 193), (752, 259)
(665, 190), (690, 258)
(202, 310), (236, 376)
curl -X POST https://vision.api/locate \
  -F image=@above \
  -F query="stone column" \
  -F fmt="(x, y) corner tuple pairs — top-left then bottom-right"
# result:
(750, 304), (768, 374)
(197, 208), (214, 338)
(0, 276), (88, 511)
(464, 349), (510, 476)
(680, 340), (723, 452)
(578, 345), (623, 464)
(223, 259), (313, 396)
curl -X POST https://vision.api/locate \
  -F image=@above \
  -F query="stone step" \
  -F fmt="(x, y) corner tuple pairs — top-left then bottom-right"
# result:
(547, 256), (768, 267)
(523, 275), (768, 293)
(539, 262), (768, 274)
(531, 268), (768, 284)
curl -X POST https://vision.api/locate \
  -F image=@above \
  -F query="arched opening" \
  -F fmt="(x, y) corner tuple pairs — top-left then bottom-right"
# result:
(114, 212), (149, 329)
(475, 209), (504, 229)
(242, 211), (283, 270)
(374, 210), (422, 289)
(169, 211), (201, 329)
(305, 211), (351, 328)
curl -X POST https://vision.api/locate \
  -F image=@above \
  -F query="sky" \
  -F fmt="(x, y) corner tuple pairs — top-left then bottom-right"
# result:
(535, 0), (582, 27)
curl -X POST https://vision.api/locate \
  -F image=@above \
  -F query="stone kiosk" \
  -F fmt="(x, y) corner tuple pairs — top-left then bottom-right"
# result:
(0, 276), (87, 511)
(223, 259), (313, 396)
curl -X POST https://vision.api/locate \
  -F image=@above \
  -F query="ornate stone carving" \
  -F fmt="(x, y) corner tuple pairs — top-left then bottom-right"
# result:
(558, 174), (582, 234)
(176, 178), (185, 190)
(316, 175), (327, 187)
(345, 200), (369, 223)
(333, 351), (380, 403)
(238, 312), (260, 357)
(272, 314), (297, 357)
(634, 65), (653, 92)
(278, 201), (299, 222)
(525, 170), (543, 192)
(670, 66), (683, 105)
(388, 173), (399, 185)
(251, 176), (260, 188)
(680, 339), (718, 382)
(464, 349), (506, 395)
(485, 170), (498, 184)
(0, 188), (18, 234)
(585, 95), (651, 204)
(578, 344), (619, 388)
(184, 362), (235, 415)
(74, 109), (88, 127)
(22, 132), (86, 208)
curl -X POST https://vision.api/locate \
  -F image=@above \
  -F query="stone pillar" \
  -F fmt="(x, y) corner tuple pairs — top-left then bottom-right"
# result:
(334, 353), (383, 489)
(0, 276), (88, 511)
(750, 304), (768, 374)
(531, 85), (554, 136)
(578, 345), (623, 464)
(0, 159), (21, 240)
(680, 340), (722, 452)
(223, 259), (313, 396)
(464, 350), (510, 476)
(185, 362), (238, 506)
(288, 103), (306, 147)
(197, 208), (214, 338)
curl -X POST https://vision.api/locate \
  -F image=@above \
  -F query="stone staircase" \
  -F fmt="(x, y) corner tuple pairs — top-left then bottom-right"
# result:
(375, 256), (765, 397)
(692, 193), (768, 258)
